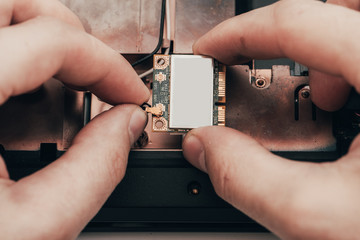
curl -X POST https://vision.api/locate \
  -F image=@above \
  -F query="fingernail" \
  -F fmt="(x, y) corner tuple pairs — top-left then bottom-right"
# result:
(183, 134), (207, 172)
(128, 107), (148, 143)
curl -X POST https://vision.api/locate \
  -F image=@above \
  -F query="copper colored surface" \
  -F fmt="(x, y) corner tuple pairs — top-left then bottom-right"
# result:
(60, 0), (162, 53)
(0, 79), (84, 151)
(0, 66), (336, 151)
(174, 0), (235, 53)
(226, 66), (336, 151)
(0, 1), (336, 152)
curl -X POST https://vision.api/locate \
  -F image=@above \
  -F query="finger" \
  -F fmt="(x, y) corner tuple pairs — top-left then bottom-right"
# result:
(0, 0), (83, 29)
(0, 17), (150, 105)
(182, 127), (313, 229)
(183, 127), (310, 215)
(182, 127), (359, 239)
(309, 69), (351, 111)
(193, 0), (360, 93)
(0, 105), (147, 239)
(0, 1), (13, 27)
(308, 0), (358, 111)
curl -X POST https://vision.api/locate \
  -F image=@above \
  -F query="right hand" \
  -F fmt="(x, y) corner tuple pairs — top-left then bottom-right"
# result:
(183, 0), (360, 239)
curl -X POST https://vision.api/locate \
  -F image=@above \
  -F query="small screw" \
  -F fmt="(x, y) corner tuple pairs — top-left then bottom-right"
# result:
(191, 188), (199, 195)
(301, 90), (310, 99)
(157, 58), (165, 66)
(188, 181), (201, 196)
(255, 77), (266, 88)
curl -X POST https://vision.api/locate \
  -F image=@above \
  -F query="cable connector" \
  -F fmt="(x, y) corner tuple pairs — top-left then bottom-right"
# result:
(145, 106), (163, 117)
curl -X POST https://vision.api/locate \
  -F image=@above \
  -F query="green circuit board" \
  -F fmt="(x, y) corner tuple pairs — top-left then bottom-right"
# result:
(151, 54), (226, 133)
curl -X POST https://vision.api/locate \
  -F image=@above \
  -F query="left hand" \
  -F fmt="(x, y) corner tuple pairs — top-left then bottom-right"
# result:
(0, 0), (149, 239)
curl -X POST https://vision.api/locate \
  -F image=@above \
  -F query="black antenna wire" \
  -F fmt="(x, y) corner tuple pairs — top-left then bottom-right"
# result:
(131, 0), (166, 67)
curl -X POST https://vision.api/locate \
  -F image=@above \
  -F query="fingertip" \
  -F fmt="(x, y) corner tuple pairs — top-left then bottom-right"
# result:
(120, 55), (151, 105)
(309, 70), (351, 111)
(128, 106), (148, 144)
(183, 131), (207, 172)
(82, 48), (151, 106)
(139, 84), (151, 105)
(128, 78), (150, 106)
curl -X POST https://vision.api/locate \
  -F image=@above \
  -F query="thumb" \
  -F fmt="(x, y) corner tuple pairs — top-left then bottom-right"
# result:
(2, 104), (147, 239)
(182, 126), (323, 237)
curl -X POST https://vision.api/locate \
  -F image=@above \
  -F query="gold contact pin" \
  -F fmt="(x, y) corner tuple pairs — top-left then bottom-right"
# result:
(145, 106), (163, 117)
(218, 106), (226, 126)
(218, 72), (226, 98)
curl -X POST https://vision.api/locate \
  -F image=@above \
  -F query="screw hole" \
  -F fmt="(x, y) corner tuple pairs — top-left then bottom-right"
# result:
(301, 90), (310, 99)
(155, 119), (164, 129)
(255, 78), (266, 88)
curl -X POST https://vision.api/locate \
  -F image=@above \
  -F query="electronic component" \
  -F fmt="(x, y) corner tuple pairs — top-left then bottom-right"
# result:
(151, 54), (226, 132)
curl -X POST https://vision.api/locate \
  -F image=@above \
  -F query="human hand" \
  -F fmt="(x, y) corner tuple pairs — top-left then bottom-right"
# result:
(183, 0), (360, 239)
(0, 0), (149, 239)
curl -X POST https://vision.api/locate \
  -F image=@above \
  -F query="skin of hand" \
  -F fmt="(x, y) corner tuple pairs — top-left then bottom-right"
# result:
(0, 0), (150, 239)
(183, 0), (360, 239)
